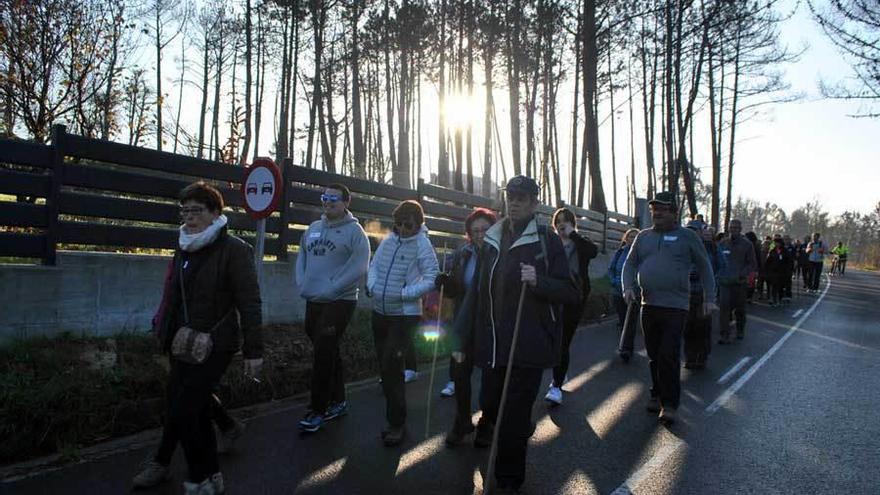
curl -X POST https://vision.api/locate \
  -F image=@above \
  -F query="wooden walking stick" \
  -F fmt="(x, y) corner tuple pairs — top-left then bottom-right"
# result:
(424, 243), (449, 439)
(484, 282), (528, 495)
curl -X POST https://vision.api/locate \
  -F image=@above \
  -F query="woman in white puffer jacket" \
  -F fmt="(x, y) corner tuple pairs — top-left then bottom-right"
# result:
(367, 200), (439, 446)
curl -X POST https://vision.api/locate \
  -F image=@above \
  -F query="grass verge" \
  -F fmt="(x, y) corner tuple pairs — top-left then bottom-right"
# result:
(0, 281), (610, 465)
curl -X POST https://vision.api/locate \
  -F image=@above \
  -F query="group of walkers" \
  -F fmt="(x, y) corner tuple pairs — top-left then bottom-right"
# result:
(135, 178), (848, 494)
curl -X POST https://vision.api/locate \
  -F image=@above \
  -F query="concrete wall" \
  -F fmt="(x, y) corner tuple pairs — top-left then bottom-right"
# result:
(0, 248), (615, 344)
(0, 252), (309, 343)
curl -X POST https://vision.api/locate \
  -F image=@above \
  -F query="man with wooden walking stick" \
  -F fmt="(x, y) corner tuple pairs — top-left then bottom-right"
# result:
(452, 176), (579, 493)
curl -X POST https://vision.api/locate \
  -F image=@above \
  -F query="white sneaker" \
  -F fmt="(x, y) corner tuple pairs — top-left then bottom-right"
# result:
(440, 381), (455, 397)
(183, 478), (216, 495)
(210, 472), (225, 493)
(404, 369), (419, 383)
(544, 386), (563, 405)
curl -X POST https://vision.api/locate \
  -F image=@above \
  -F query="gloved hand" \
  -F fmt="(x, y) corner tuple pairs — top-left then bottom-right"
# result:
(435, 271), (452, 290)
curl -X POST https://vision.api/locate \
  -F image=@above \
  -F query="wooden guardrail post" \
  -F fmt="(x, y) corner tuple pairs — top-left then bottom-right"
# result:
(45, 125), (66, 266)
(276, 158), (294, 261)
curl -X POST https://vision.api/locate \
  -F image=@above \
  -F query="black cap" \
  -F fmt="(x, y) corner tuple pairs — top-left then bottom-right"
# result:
(504, 175), (539, 196)
(648, 191), (677, 208)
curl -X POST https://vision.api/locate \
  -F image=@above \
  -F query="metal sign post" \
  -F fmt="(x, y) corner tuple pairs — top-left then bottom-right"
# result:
(242, 157), (283, 285)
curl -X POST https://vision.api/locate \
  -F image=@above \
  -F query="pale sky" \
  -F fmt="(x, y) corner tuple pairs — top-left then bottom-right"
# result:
(728, 1), (880, 217)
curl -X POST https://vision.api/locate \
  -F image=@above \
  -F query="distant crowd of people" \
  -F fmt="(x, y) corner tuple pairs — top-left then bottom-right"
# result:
(134, 178), (849, 495)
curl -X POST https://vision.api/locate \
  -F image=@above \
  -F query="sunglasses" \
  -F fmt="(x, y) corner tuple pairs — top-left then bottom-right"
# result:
(394, 221), (416, 230)
(179, 206), (206, 216)
(320, 194), (342, 203)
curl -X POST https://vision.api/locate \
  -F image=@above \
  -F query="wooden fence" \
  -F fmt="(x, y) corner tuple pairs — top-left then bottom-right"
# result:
(0, 126), (635, 265)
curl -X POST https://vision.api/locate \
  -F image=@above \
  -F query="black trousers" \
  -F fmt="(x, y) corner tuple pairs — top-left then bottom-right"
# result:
(839, 258), (847, 275)
(451, 339), (476, 434)
(305, 300), (357, 414)
(614, 293), (640, 354)
(798, 264), (811, 288)
(683, 294), (710, 365)
(810, 261), (823, 290)
(641, 306), (687, 410)
(719, 284), (747, 339)
(552, 303), (583, 387)
(156, 392), (235, 466)
(372, 312), (420, 427)
(783, 270), (793, 298)
(479, 365), (543, 490)
(163, 350), (234, 482)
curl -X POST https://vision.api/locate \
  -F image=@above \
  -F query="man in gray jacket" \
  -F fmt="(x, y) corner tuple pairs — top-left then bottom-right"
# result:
(296, 183), (371, 433)
(623, 192), (716, 425)
(716, 219), (757, 343)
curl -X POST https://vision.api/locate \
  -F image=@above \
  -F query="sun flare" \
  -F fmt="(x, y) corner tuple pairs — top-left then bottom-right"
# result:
(443, 93), (482, 131)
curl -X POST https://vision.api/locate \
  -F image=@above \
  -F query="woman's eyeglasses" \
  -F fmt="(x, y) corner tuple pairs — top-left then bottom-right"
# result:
(179, 206), (206, 217)
(321, 194), (341, 203)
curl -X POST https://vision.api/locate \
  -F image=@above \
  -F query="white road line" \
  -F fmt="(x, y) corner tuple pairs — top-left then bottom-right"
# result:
(716, 357), (752, 385)
(792, 309), (804, 319)
(609, 437), (686, 495)
(705, 275), (831, 415)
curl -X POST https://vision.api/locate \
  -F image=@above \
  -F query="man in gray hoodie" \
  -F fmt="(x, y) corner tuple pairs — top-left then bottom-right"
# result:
(296, 183), (371, 433)
(622, 191), (716, 425)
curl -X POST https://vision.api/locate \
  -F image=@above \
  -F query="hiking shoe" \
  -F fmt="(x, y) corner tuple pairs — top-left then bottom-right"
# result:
(440, 381), (455, 397)
(298, 411), (324, 433)
(544, 386), (563, 406)
(216, 419), (244, 454)
(474, 421), (494, 448)
(382, 425), (406, 446)
(619, 350), (631, 363)
(659, 407), (678, 425)
(404, 369), (419, 383)
(132, 459), (170, 488)
(645, 397), (661, 413)
(323, 401), (348, 421)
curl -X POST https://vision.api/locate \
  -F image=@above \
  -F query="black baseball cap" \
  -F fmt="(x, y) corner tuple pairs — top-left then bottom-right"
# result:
(504, 175), (539, 197)
(648, 191), (677, 208)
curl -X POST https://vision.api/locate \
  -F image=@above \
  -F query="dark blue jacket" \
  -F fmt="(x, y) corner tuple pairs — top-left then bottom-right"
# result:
(452, 217), (580, 369)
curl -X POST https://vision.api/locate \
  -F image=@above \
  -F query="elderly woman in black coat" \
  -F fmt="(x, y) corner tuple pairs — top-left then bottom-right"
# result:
(133, 181), (263, 495)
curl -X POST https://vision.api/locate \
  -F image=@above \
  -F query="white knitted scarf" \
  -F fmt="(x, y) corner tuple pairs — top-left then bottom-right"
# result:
(179, 215), (228, 252)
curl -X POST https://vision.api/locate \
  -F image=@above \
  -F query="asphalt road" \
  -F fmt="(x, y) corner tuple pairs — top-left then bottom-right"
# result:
(3, 270), (879, 494)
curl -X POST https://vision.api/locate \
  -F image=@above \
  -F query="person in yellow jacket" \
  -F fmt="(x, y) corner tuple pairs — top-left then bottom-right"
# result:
(831, 242), (850, 276)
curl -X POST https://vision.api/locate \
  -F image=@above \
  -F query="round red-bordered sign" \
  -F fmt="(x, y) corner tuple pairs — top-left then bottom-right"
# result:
(241, 157), (283, 220)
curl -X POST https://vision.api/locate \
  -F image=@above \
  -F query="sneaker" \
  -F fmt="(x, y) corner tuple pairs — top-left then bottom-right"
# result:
(544, 386), (563, 406)
(404, 369), (418, 383)
(474, 420), (494, 448)
(382, 425), (406, 446)
(645, 397), (660, 413)
(216, 419), (244, 454)
(183, 478), (216, 495)
(323, 401), (348, 421)
(658, 407), (678, 425)
(440, 381), (455, 397)
(132, 459), (170, 488)
(210, 472), (225, 494)
(298, 411), (324, 433)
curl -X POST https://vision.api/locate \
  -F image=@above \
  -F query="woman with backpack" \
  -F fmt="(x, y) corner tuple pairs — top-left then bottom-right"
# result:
(608, 228), (640, 362)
